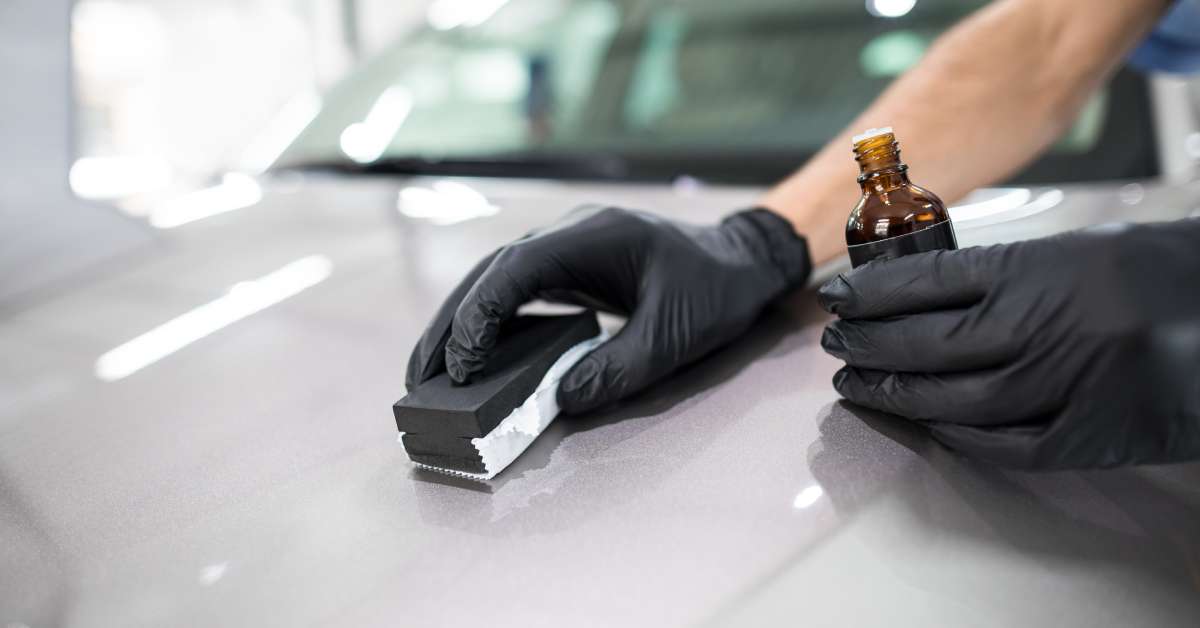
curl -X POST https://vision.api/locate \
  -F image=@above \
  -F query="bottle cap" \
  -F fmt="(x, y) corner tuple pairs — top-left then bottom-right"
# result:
(851, 126), (894, 144)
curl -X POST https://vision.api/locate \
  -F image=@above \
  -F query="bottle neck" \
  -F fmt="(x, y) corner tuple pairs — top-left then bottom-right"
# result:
(852, 132), (909, 190)
(858, 165), (910, 191)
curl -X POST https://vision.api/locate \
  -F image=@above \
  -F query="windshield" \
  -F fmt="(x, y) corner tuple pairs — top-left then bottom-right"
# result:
(274, 0), (1157, 184)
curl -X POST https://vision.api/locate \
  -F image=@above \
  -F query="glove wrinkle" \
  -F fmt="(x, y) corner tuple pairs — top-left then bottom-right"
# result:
(866, 273), (924, 319)
(816, 275), (851, 315)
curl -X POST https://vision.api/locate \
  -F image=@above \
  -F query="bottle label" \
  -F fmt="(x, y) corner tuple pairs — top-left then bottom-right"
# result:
(848, 220), (958, 268)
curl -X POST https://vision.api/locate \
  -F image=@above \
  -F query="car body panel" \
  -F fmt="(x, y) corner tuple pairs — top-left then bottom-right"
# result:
(2, 173), (1199, 627)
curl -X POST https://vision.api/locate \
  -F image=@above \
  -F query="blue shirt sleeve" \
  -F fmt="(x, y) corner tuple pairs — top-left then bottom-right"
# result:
(1128, 0), (1200, 74)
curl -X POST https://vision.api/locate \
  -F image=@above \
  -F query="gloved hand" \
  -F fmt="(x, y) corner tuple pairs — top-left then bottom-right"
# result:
(818, 218), (1200, 470)
(408, 205), (811, 414)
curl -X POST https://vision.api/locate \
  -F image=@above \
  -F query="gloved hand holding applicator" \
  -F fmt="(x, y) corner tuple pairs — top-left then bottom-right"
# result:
(397, 204), (811, 479)
(409, 204), (812, 415)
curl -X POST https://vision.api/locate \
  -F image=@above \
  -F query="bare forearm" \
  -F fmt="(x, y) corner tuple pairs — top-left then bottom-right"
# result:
(762, 0), (1169, 265)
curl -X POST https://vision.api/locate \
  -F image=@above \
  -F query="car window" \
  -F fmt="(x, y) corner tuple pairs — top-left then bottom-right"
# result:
(275, 0), (1157, 183)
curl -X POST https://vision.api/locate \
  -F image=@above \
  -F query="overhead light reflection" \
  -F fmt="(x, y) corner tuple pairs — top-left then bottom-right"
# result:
(398, 180), (501, 225)
(1119, 183), (1145, 205)
(339, 87), (414, 164)
(793, 485), (824, 509)
(950, 188), (1064, 228)
(149, 172), (263, 229)
(860, 30), (928, 77)
(1185, 132), (1200, 160)
(94, 255), (333, 381)
(427, 0), (510, 30)
(949, 188), (1031, 223)
(69, 156), (172, 200)
(873, 218), (891, 239)
(866, 0), (917, 18)
(198, 562), (228, 586)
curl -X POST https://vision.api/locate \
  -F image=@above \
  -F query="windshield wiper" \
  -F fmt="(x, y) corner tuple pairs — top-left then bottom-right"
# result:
(276, 149), (820, 184)
(278, 154), (632, 180)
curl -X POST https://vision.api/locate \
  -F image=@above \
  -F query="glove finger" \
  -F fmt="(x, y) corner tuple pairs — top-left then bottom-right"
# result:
(405, 250), (499, 389)
(557, 308), (663, 414)
(818, 246), (994, 319)
(821, 308), (1018, 372)
(833, 365), (1036, 425)
(445, 241), (585, 383)
(444, 207), (644, 384)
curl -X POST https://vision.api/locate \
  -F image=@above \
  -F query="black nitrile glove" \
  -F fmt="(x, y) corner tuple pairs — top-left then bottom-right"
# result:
(407, 205), (811, 414)
(818, 219), (1200, 470)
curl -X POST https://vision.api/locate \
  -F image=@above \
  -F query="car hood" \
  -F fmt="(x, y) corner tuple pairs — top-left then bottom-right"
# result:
(2, 173), (1199, 627)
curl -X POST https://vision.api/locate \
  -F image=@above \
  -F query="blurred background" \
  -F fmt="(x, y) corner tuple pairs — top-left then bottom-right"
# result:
(5, 0), (1200, 309)
(68, 0), (422, 200)
(3, 0), (425, 306)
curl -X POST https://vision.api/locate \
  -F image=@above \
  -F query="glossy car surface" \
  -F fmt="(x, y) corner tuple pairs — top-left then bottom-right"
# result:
(3, 171), (1199, 627)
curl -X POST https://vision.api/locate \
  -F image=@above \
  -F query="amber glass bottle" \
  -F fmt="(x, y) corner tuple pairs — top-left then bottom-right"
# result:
(846, 127), (957, 267)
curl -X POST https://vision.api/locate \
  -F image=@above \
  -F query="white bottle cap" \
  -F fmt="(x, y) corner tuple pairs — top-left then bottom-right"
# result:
(851, 126), (894, 144)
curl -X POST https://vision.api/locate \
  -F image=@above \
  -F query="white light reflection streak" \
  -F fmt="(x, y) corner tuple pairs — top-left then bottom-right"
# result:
(94, 255), (333, 381)
(339, 87), (414, 164)
(793, 485), (824, 509)
(866, 0), (917, 18)
(950, 188), (1063, 228)
(149, 173), (263, 229)
(198, 562), (228, 586)
(397, 180), (500, 225)
(69, 156), (172, 200)
(948, 188), (1031, 223)
(427, 0), (510, 30)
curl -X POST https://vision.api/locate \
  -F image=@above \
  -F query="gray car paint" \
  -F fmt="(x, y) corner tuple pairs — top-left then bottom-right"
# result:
(1, 173), (1199, 627)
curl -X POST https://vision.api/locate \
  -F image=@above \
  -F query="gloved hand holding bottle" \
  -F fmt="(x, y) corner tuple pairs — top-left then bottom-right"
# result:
(407, 205), (811, 414)
(818, 218), (1200, 469)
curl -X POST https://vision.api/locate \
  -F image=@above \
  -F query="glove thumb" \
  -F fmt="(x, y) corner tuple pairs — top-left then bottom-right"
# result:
(557, 312), (656, 415)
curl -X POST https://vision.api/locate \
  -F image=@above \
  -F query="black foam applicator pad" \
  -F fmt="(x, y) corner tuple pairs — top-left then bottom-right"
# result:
(394, 313), (600, 473)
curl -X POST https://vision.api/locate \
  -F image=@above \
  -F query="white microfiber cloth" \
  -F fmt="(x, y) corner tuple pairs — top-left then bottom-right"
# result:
(399, 331), (608, 481)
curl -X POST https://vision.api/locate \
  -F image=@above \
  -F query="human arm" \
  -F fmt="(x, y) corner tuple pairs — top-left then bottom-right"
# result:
(761, 0), (1171, 265)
